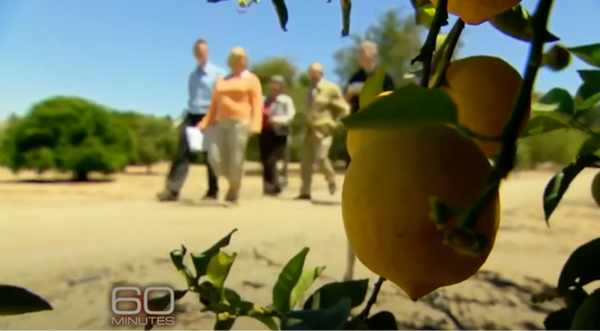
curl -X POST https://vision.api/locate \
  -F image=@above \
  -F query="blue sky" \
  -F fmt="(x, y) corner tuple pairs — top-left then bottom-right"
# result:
(0, 0), (599, 119)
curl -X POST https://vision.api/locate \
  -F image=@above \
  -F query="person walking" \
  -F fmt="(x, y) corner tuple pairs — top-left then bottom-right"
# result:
(259, 75), (296, 196)
(199, 47), (263, 205)
(157, 39), (226, 202)
(296, 63), (350, 201)
(343, 40), (395, 168)
(342, 41), (395, 281)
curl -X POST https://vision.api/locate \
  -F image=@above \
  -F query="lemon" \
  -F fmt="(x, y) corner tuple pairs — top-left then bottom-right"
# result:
(346, 91), (393, 158)
(342, 125), (500, 300)
(441, 55), (528, 157)
(431, 0), (523, 25)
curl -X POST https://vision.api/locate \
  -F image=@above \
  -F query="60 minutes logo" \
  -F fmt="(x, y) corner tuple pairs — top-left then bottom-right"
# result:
(110, 285), (176, 327)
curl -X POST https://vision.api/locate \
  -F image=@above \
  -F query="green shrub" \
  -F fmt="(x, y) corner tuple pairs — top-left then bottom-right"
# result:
(0, 96), (134, 180)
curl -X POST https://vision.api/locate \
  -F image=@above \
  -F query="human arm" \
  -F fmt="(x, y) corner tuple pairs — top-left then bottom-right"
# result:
(248, 74), (264, 134)
(199, 87), (219, 130)
(330, 84), (351, 121)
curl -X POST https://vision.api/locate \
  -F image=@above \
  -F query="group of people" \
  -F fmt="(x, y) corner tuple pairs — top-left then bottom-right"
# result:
(156, 38), (395, 205)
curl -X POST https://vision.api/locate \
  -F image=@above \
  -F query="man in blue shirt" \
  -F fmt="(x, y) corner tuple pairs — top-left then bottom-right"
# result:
(157, 39), (227, 202)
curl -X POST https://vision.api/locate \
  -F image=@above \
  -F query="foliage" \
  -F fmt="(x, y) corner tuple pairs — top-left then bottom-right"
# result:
(0, 96), (134, 181)
(332, 9), (425, 87)
(113, 111), (178, 172)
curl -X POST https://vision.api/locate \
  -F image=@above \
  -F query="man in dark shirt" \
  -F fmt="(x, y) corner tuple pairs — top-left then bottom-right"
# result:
(342, 40), (395, 282)
(343, 41), (395, 164)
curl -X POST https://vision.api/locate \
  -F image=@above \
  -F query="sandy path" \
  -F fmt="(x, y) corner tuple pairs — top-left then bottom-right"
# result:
(0, 163), (599, 330)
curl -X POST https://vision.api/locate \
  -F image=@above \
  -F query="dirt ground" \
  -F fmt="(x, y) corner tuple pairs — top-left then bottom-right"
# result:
(1, 162), (599, 330)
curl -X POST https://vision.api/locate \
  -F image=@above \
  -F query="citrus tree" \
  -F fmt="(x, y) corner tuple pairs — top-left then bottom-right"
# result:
(4, 0), (600, 329)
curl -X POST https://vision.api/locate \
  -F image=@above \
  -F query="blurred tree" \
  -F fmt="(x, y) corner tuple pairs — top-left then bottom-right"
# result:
(0, 96), (135, 181)
(333, 8), (434, 87)
(251, 57), (298, 87)
(113, 111), (177, 173)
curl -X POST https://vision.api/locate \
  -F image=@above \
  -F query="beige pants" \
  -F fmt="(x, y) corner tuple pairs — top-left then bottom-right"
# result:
(208, 118), (250, 193)
(300, 127), (336, 195)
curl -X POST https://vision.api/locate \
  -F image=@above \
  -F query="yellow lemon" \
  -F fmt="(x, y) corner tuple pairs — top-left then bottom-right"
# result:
(346, 91), (394, 158)
(441, 55), (528, 157)
(431, 0), (523, 25)
(342, 125), (500, 300)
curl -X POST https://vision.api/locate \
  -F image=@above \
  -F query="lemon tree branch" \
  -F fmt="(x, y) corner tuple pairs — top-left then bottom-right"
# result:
(457, 0), (556, 238)
(432, 19), (466, 88)
(411, 0), (449, 87)
(352, 277), (386, 321)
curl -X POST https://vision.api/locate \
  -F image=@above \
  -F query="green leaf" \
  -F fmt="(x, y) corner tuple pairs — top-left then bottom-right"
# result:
(579, 70), (600, 82)
(569, 292), (600, 330)
(340, 0), (351, 37)
(544, 308), (577, 330)
(290, 266), (326, 309)
(281, 297), (352, 330)
(519, 113), (570, 138)
(577, 134), (600, 157)
(543, 155), (600, 223)
(579, 91), (600, 110)
(415, 3), (435, 28)
(271, 0), (288, 31)
(564, 288), (589, 309)
(303, 279), (369, 310)
(0, 285), (53, 316)
(207, 252), (237, 298)
(359, 64), (387, 110)
(247, 310), (279, 331)
(170, 247), (197, 288)
(569, 44), (600, 68)
(488, 4), (559, 43)
(214, 312), (237, 330)
(191, 229), (237, 279)
(343, 84), (457, 129)
(272, 247), (310, 314)
(533, 88), (575, 115)
(365, 311), (399, 330)
(558, 237), (600, 293)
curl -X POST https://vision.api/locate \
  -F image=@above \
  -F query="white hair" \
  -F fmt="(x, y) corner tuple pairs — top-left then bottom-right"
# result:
(359, 40), (378, 57)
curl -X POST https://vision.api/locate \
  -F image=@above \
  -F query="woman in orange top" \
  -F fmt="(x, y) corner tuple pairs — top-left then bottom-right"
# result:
(199, 47), (263, 204)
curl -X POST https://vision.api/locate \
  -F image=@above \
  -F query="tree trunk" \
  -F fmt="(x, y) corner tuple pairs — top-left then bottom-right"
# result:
(73, 171), (89, 182)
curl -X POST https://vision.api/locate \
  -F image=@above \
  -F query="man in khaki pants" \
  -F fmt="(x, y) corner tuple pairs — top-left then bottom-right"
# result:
(295, 63), (350, 200)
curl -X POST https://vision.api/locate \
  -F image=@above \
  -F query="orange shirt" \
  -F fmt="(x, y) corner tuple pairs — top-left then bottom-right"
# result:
(200, 71), (263, 133)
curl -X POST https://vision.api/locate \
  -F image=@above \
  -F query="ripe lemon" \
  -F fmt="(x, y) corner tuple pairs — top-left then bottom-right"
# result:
(346, 91), (394, 158)
(342, 125), (500, 300)
(441, 55), (528, 157)
(430, 0), (523, 25)
(591, 171), (600, 207)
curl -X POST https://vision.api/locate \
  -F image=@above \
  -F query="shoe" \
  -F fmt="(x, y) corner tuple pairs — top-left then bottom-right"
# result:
(328, 182), (337, 196)
(224, 192), (239, 206)
(202, 192), (218, 201)
(294, 194), (312, 201)
(156, 190), (179, 202)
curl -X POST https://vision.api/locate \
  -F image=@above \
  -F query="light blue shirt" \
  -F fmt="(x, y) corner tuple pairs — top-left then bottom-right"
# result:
(187, 62), (227, 114)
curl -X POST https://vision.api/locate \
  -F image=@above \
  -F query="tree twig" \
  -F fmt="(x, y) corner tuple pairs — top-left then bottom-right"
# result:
(431, 19), (465, 88)
(352, 277), (386, 321)
(458, 0), (556, 232)
(411, 0), (449, 87)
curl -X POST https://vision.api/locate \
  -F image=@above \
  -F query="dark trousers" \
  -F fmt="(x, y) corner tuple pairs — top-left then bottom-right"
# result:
(259, 129), (287, 192)
(165, 113), (218, 196)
